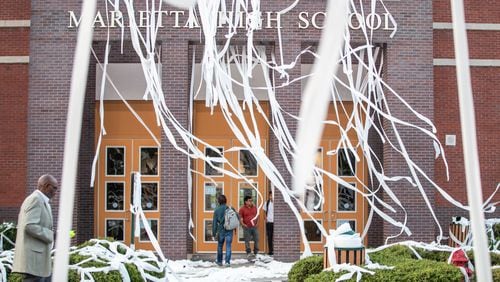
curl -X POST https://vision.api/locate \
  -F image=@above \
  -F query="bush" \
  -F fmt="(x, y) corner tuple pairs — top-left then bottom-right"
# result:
(5, 239), (165, 282)
(306, 259), (462, 282)
(467, 250), (500, 266)
(415, 247), (451, 262)
(493, 268), (500, 281)
(0, 222), (17, 251)
(368, 245), (416, 265)
(288, 255), (324, 282)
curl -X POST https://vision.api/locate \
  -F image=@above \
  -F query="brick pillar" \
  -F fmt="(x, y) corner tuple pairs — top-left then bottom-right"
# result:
(382, 0), (435, 242)
(160, 41), (190, 259)
(272, 40), (302, 262)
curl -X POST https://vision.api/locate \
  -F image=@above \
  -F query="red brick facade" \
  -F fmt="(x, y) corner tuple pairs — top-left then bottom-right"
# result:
(433, 0), (500, 227)
(0, 0), (498, 262)
(0, 1), (30, 221)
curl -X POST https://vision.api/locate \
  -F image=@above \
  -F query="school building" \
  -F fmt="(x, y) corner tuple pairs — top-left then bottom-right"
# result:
(0, 0), (498, 262)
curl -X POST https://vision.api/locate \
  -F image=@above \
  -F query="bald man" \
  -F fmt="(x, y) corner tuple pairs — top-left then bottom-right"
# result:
(13, 174), (58, 281)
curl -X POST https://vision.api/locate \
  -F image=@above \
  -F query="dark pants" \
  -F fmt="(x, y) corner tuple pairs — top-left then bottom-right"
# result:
(22, 273), (51, 282)
(243, 226), (259, 255)
(266, 222), (274, 255)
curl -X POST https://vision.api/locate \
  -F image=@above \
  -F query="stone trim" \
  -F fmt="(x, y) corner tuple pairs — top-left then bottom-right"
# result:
(434, 59), (500, 67)
(434, 22), (500, 31)
(0, 56), (29, 64)
(0, 20), (30, 27)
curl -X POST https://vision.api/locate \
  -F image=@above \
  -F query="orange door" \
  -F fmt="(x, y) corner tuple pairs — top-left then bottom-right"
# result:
(300, 141), (333, 253)
(96, 139), (160, 250)
(301, 140), (367, 253)
(194, 139), (267, 253)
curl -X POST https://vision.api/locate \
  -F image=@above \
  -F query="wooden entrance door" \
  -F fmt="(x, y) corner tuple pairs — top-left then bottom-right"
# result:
(94, 101), (161, 250)
(301, 140), (367, 253)
(193, 102), (269, 254)
(194, 139), (267, 253)
(95, 139), (160, 250)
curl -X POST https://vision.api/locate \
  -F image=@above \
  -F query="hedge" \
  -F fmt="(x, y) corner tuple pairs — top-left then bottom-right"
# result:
(288, 255), (324, 282)
(6, 239), (166, 282)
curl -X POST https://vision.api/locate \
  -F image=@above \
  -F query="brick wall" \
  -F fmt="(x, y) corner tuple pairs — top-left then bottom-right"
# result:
(0, 0), (29, 222)
(0, 0), (30, 20)
(434, 0), (500, 23)
(433, 0), (500, 229)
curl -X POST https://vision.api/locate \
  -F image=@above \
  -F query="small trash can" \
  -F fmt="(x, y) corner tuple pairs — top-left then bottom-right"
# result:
(324, 246), (365, 268)
(448, 223), (469, 247)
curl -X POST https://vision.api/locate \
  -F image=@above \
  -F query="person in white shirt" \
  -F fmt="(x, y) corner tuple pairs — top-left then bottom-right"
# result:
(263, 191), (274, 255)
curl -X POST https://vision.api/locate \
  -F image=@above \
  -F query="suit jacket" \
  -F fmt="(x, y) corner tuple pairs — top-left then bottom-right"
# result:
(12, 191), (54, 277)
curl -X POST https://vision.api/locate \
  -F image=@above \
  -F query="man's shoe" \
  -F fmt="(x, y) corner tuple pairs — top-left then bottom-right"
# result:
(216, 262), (223, 266)
(225, 263), (231, 267)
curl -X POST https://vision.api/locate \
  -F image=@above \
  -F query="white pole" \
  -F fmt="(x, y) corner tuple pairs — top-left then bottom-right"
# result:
(450, 1), (492, 281)
(293, 0), (349, 197)
(52, 0), (96, 280)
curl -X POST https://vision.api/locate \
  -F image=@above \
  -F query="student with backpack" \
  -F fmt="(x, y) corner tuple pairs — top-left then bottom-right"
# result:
(212, 194), (238, 266)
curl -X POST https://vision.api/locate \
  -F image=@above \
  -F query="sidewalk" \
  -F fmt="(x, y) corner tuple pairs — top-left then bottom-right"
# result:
(166, 254), (293, 281)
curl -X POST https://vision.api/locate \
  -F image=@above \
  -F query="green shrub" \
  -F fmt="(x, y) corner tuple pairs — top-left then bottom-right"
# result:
(368, 245), (416, 265)
(415, 247), (451, 262)
(125, 263), (144, 281)
(7, 272), (23, 282)
(467, 250), (500, 266)
(288, 255), (324, 282)
(306, 259), (462, 282)
(493, 268), (500, 281)
(0, 222), (17, 251)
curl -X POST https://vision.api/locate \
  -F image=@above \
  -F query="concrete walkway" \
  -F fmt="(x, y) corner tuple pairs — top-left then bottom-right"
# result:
(170, 254), (292, 281)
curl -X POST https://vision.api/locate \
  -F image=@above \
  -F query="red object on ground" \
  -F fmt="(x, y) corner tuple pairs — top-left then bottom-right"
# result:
(451, 249), (473, 277)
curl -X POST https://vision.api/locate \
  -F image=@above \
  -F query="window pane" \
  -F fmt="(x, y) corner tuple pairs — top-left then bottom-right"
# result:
(107, 147), (125, 175)
(141, 183), (158, 211)
(205, 147), (223, 176)
(305, 148), (323, 212)
(239, 150), (257, 176)
(204, 182), (223, 211)
(338, 149), (355, 176)
(205, 220), (215, 242)
(304, 188), (322, 212)
(140, 147), (158, 175)
(239, 184), (258, 208)
(337, 220), (356, 232)
(338, 183), (356, 211)
(139, 219), (158, 241)
(304, 220), (322, 242)
(106, 219), (124, 241)
(106, 182), (124, 210)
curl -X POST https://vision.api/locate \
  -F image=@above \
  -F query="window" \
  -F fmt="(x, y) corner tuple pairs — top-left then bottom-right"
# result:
(106, 147), (125, 176)
(338, 183), (356, 211)
(204, 182), (223, 211)
(305, 148), (323, 212)
(140, 147), (158, 175)
(204, 220), (216, 242)
(304, 220), (322, 242)
(106, 219), (124, 241)
(337, 220), (356, 232)
(141, 182), (158, 211)
(239, 150), (257, 176)
(338, 148), (355, 176)
(139, 219), (158, 242)
(239, 183), (258, 208)
(106, 182), (124, 211)
(205, 147), (224, 176)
